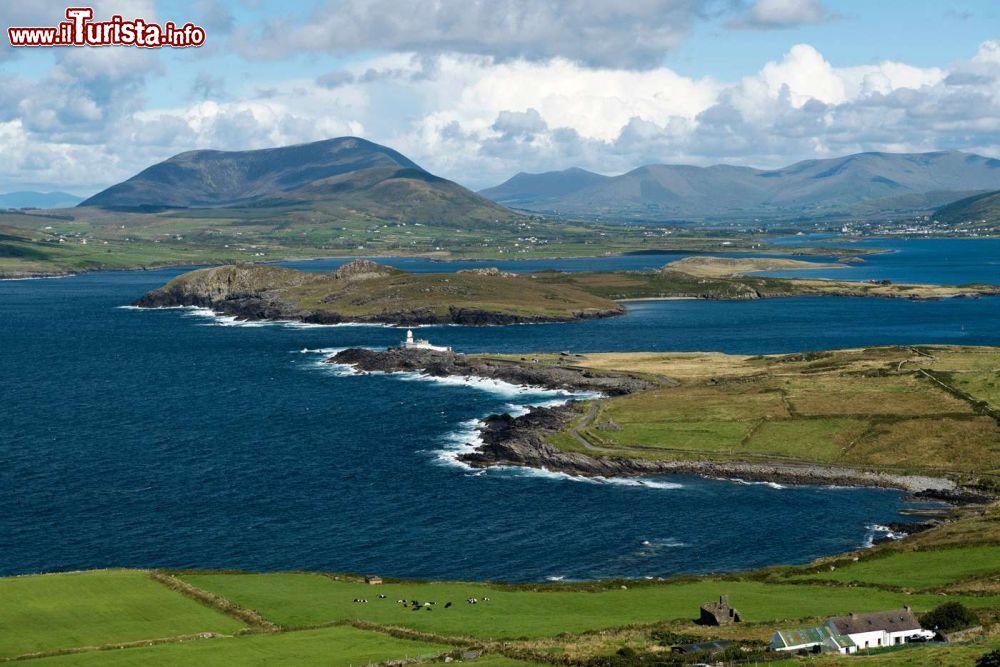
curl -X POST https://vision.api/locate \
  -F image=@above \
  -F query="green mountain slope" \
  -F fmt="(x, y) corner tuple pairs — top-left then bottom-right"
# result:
(934, 189), (1000, 227)
(79, 137), (515, 227)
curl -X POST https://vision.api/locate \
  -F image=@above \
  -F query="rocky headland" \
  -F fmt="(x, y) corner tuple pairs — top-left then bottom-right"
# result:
(134, 260), (624, 326)
(327, 347), (960, 494)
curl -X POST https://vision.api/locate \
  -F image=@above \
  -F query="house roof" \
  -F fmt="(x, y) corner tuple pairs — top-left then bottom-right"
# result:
(828, 609), (921, 636)
(773, 625), (855, 650)
(672, 640), (734, 654)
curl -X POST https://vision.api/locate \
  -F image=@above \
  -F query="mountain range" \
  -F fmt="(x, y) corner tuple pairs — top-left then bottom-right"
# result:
(80, 137), (514, 227)
(0, 191), (83, 209)
(480, 151), (1000, 220)
(79, 139), (1000, 226)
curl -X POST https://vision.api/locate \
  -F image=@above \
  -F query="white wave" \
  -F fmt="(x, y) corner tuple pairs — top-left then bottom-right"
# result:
(640, 538), (688, 548)
(726, 477), (785, 489)
(130, 303), (394, 329)
(545, 575), (566, 581)
(115, 304), (203, 311)
(0, 274), (73, 281)
(296, 347), (347, 355)
(317, 362), (362, 377)
(433, 418), (488, 468)
(395, 371), (599, 404)
(501, 466), (684, 491)
(600, 477), (684, 490)
(862, 523), (906, 548)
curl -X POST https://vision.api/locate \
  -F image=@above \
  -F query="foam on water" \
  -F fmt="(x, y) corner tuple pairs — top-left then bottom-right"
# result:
(394, 370), (584, 400)
(863, 523), (906, 548)
(725, 477), (786, 489)
(123, 304), (396, 329)
(0, 274), (73, 281)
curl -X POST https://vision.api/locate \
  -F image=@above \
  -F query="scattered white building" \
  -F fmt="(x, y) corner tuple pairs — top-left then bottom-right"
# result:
(771, 607), (934, 655)
(403, 329), (451, 352)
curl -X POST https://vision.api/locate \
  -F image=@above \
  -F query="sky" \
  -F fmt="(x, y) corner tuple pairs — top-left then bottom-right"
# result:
(0, 0), (998, 195)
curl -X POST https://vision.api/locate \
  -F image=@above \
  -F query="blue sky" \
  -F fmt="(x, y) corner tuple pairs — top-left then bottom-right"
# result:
(0, 0), (997, 194)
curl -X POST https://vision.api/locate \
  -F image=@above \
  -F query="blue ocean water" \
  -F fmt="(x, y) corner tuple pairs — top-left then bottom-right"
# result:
(762, 237), (1000, 285)
(1, 253), (996, 581)
(281, 237), (999, 287)
(277, 251), (843, 275)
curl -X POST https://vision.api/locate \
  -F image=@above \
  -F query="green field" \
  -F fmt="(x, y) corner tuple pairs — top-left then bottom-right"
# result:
(0, 206), (796, 278)
(178, 573), (998, 640)
(4, 535), (1000, 665)
(22, 626), (450, 666)
(546, 346), (1000, 479)
(0, 570), (244, 659)
(792, 546), (1000, 589)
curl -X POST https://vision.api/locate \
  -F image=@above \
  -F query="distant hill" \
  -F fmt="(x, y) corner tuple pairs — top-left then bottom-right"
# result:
(481, 151), (1000, 220)
(79, 137), (516, 226)
(0, 191), (83, 209)
(479, 167), (609, 207)
(933, 189), (1000, 227)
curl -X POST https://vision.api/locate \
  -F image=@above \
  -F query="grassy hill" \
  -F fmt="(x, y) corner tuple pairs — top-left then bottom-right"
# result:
(934, 189), (1000, 228)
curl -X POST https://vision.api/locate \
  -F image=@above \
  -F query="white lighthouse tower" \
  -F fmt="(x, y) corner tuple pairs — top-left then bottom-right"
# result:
(403, 328), (451, 352)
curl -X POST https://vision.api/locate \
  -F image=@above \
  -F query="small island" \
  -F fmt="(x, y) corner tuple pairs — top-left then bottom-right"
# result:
(133, 259), (624, 325)
(135, 257), (1000, 327)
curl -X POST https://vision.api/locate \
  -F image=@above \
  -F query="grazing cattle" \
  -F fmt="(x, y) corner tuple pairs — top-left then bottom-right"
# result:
(445, 602), (452, 608)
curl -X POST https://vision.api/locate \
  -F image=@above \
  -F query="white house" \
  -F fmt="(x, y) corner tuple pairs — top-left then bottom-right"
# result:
(403, 329), (451, 352)
(771, 607), (934, 655)
(827, 608), (934, 650)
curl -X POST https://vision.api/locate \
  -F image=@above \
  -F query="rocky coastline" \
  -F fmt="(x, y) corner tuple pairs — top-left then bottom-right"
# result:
(459, 403), (956, 493)
(328, 347), (658, 395)
(328, 348), (961, 494)
(134, 290), (620, 326)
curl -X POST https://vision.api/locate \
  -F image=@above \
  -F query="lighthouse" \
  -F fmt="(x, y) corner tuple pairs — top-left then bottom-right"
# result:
(403, 328), (451, 352)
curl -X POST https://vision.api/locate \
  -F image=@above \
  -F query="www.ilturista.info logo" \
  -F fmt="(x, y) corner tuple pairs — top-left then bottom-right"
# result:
(7, 7), (205, 48)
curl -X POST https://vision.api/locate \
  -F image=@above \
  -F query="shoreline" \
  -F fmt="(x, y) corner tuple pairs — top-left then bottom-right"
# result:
(458, 402), (958, 494)
(326, 347), (969, 496)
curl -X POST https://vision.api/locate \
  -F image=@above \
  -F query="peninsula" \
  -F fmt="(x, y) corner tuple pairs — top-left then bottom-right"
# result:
(329, 344), (1000, 495)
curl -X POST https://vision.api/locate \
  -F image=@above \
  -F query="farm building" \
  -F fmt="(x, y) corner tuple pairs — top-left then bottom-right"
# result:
(671, 639), (734, 655)
(771, 607), (934, 654)
(699, 595), (742, 625)
(364, 575), (383, 585)
(770, 625), (856, 654)
(827, 607), (933, 649)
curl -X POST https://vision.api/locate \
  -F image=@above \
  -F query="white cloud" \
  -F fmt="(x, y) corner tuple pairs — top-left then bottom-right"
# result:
(2, 37), (998, 193)
(728, 0), (834, 30)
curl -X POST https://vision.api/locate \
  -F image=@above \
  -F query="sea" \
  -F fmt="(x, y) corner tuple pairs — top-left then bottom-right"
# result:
(1, 238), (996, 582)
